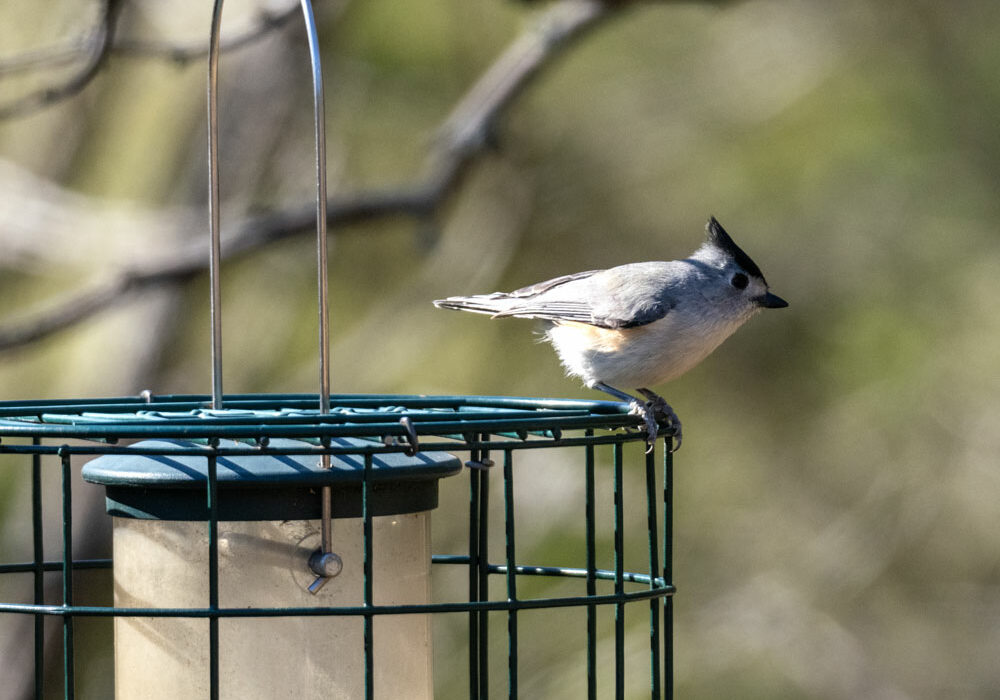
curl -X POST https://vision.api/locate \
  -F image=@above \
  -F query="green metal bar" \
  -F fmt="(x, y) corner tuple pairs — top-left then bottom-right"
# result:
(0, 582), (673, 619)
(32, 441), (44, 699)
(468, 453), (481, 699)
(0, 400), (624, 420)
(0, 395), (647, 450)
(0, 416), (631, 441)
(502, 449), (517, 699)
(0, 557), (672, 597)
(663, 442), (674, 700)
(0, 393), (632, 414)
(0, 559), (112, 575)
(430, 557), (671, 586)
(0, 431), (643, 457)
(59, 449), (74, 699)
(478, 564), (669, 588)
(363, 452), (374, 700)
(207, 452), (220, 700)
(645, 447), (661, 699)
(584, 434), (597, 700)
(31, 408), (595, 428)
(478, 435), (491, 700)
(613, 443), (624, 700)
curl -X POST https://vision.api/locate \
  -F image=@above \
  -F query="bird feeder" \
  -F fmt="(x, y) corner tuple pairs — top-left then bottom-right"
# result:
(0, 395), (674, 699)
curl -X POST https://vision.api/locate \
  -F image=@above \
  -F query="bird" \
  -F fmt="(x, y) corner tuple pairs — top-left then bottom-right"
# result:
(433, 217), (788, 451)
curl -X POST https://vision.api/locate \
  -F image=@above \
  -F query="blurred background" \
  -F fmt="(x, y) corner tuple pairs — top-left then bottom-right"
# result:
(1, 0), (998, 697)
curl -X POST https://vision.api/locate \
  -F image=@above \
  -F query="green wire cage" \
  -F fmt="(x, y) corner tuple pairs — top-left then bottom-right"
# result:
(0, 394), (675, 698)
(0, 2), (676, 697)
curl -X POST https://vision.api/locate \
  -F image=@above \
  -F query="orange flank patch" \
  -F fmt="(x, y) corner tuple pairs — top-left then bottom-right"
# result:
(555, 321), (634, 353)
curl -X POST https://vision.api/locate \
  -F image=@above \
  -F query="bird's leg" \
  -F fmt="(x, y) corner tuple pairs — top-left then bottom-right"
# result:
(592, 382), (660, 452)
(637, 388), (681, 452)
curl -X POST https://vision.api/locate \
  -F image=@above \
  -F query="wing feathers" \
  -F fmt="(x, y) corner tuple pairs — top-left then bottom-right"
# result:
(506, 270), (601, 298)
(434, 263), (676, 329)
(432, 296), (509, 315)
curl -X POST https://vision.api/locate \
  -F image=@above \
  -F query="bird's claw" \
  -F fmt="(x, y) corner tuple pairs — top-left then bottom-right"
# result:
(636, 391), (682, 453)
(628, 401), (660, 452)
(628, 400), (681, 453)
(595, 382), (682, 453)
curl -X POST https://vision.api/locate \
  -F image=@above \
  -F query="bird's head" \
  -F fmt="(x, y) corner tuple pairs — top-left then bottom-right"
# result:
(690, 217), (788, 314)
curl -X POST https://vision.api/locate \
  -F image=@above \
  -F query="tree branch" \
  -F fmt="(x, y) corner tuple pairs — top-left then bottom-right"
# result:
(0, 1), (305, 118)
(428, 0), (611, 196)
(112, 3), (306, 65)
(0, 0), (126, 119)
(223, 0), (615, 255)
(0, 0), (618, 352)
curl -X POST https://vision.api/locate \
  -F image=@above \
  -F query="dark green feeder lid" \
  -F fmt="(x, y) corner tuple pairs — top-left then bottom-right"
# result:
(82, 438), (462, 521)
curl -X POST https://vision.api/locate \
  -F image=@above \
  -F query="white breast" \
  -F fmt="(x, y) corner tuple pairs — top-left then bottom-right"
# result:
(546, 309), (753, 390)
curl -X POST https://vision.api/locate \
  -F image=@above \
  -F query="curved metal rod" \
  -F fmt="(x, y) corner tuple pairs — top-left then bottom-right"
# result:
(206, 0), (335, 589)
(208, 0), (225, 410)
(206, 1), (330, 420)
(299, 0), (336, 584)
(301, 0), (331, 420)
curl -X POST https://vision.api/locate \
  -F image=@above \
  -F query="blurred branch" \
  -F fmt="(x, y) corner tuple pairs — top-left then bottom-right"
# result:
(0, 1), (303, 118)
(0, 0), (126, 120)
(0, 0), (618, 351)
(0, 187), (437, 350)
(229, 0), (615, 249)
(426, 0), (611, 198)
(112, 4), (303, 64)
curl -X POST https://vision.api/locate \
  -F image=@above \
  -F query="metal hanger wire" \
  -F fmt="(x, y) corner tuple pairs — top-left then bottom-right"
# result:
(206, 0), (336, 591)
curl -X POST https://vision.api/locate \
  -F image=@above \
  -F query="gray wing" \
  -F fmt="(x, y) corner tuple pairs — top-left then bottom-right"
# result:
(505, 270), (602, 298)
(445, 262), (678, 329)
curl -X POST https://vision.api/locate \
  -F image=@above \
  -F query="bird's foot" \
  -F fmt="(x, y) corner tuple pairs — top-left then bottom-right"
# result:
(627, 400), (662, 453)
(637, 389), (682, 452)
(592, 382), (680, 453)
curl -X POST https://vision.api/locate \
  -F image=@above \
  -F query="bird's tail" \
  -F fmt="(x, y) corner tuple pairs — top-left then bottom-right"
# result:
(433, 293), (514, 317)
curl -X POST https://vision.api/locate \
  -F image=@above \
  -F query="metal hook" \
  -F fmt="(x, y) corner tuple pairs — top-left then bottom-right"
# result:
(206, 0), (330, 414)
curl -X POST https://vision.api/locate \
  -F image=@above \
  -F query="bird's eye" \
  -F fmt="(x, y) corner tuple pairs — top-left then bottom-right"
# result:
(731, 273), (749, 290)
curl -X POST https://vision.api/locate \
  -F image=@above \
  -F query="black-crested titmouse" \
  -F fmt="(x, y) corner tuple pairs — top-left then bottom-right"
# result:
(434, 217), (788, 451)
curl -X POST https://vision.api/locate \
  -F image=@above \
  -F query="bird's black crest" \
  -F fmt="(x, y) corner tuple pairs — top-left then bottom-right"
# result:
(706, 217), (764, 279)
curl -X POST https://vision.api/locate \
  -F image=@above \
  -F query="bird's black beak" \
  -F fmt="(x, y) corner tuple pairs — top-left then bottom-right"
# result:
(755, 292), (788, 309)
